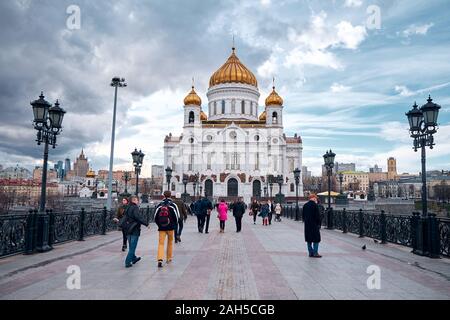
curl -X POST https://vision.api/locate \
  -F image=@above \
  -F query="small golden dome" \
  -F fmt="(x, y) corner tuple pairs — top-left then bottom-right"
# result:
(259, 110), (266, 121)
(265, 86), (283, 106)
(200, 110), (208, 121)
(86, 169), (95, 178)
(184, 86), (202, 106)
(209, 48), (258, 88)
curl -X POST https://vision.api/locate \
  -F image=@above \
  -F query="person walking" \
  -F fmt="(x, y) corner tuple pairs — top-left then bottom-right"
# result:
(302, 194), (322, 258)
(172, 192), (187, 243)
(193, 198), (205, 233)
(217, 199), (228, 233)
(274, 202), (282, 222)
(201, 196), (213, 234)
(113, 197), (129, 251)
(233, 197), (246, 232)
(259, 201), (270, 226)
(250, 199), (260, 225)
(268, 199), (274, 225)
(121, 195), (149, 268)
(154, 191), (180, 268)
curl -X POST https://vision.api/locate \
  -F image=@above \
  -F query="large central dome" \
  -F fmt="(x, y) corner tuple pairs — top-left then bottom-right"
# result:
(209, 48), (258, 88)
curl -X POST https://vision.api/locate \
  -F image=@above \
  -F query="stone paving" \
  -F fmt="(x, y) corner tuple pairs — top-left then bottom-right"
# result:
(0, 212), (449, 300)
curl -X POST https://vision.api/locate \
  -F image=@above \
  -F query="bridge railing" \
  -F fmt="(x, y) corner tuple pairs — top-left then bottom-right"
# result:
(0, 206), (156, 258)
(281, 204), (449, 258)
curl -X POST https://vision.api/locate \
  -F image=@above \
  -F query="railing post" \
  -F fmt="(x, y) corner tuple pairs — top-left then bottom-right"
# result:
(36, 209), (52, 253)
(342, 208), (347, 233)
(358, 209), (364, 238)
(327, 208), (334, 230)
(24, 209), (36, 255)
(48, 209), (55, 248)
(78, 208), (86, 241)
(411, 211), (426, 256)
(380, 210), (387, 244)
(427, 213), (441, 258)
(102, 207), (107, 235)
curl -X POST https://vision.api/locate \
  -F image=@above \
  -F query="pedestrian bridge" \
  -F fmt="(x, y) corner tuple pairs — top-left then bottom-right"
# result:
(1, 213), (449, 300)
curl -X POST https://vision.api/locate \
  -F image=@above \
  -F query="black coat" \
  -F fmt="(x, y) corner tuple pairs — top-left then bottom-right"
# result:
(125, 203), (149, 236)
(232, 201), (246, 218)
(302, 200), (321, 243)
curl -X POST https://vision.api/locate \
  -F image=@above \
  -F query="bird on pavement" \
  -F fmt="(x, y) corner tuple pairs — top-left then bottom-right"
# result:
(362, 245), (366, 250)
(373, 239), (379, 243)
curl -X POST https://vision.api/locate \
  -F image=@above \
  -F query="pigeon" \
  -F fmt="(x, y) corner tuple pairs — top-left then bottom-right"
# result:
(362, 245), (366, 250)
(373, 239), (379, 243)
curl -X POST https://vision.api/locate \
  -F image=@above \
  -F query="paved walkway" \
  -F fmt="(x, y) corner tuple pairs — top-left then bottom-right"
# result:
(1, 213), (449, 300)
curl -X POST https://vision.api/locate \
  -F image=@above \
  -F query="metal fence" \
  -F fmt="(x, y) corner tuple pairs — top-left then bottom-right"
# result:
(0, 206), (156, 258)
(282, 204), (449, 258)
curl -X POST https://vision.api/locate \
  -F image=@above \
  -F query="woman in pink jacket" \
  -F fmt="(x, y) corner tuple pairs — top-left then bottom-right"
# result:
(217, 199), (228, 233)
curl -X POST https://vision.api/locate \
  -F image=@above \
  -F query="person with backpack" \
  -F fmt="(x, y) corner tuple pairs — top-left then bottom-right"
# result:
(113, 197), (129, 251)
(172, 192), (188, 243)
(259, 200), (270, 226)
(120, 195), (149, 268)
(154, 191), (180, 268)
(217, 199), (228, 233)
(250, 199), (260, 225)
(233, 197), (246, 232)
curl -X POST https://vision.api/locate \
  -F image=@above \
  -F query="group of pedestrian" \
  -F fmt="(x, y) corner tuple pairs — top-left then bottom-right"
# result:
(249, 199), (282, 225)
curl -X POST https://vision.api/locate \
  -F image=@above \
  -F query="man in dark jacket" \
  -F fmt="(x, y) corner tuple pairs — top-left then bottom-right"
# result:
(201, 196), (213, 234)
(250, 199), (260, 225)
(193, 199), (204, 233)
(154, 191), (180, 268)
(172, 192), (187, 243)
(123, 195), (149, 268)
(302, 194), (322, 258)
(233, 197), (246, 232)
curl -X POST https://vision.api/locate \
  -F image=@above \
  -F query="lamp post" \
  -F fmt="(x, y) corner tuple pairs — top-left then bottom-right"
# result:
(107, 77), (127, 211)
(30, 92), (65, 252)
(267, 175), (274, 199)
(406, 96), (441, 217)
(338, 172), (343, 194)
(165, 166), (173, 191)
(182, 174), (189, 202)
(323, 150), (336, 211)
(123, 171), (131, 195)
(131, 148), (144, 196)
(293, 168), (301, 221)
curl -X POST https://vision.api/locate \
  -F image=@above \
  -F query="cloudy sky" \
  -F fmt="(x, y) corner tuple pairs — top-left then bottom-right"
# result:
(0, 0), (449, 176)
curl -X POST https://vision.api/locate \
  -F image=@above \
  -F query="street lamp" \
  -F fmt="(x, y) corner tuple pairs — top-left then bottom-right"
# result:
(131, 148), (144, 196)
(30, 92), (65, 253)
(267, 174), (274, 199)
(123, 171), (131, 195)
(165, 166), (173, 191)
(338, 172), (343, 194)
(293, 168), (301, 221)
(406, 96), (441, 217)
(107, 77), (127, 211)
(323, 149), (336, 212)
(182, 174), (188, 194)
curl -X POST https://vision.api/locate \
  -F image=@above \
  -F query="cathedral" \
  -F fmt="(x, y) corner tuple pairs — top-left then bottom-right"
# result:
(164, 47), (303, 203)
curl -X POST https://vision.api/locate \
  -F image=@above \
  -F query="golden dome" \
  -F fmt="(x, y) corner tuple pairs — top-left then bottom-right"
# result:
(265, 86), (283, 106)
(184, 86), (202, 106)
(86, 169), (95, 178)
(209, 48), (258, 88)
(200, 110), (208, 121)
(259, 110), (266, 121)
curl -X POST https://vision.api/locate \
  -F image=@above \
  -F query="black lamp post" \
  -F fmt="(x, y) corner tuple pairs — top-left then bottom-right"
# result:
(182, 174), (189, 201)
(123, 171), (131, 195)
(132, 148), (144, 196)
(338, 172), (343, 194)
(30, 92), (65, 253)
(267, 175), (274, 199)
(165, 166), (173, 191)
(323, 149), (336, 211)
(406, 96), (441, 217)
(293, 168), (301, 221)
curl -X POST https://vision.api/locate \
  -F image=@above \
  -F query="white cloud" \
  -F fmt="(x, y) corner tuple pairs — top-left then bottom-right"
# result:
(335, 21), (367, 49)
(400, 23), (434, 37)
(257, 55), (278, 78)
(394, 85), (414, 97)
(395, 82), (450, 97)
(344, 0), (363, 7)
(330, 82), (351, 93)
(260, 0), (271, 6)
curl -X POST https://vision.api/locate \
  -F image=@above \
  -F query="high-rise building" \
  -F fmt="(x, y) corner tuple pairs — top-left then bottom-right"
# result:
(301, 166), (312, 179)
(370, 164), (383, 173)
(74, 149), (89, 178)
(387, 157), (397, 180)
(64, 158), (71, 173)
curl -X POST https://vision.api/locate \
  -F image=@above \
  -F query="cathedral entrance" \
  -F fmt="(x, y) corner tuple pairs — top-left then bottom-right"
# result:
(252, 180), (261, 198)
(205, 179), (213, 197)
(227, 178), (239, 197)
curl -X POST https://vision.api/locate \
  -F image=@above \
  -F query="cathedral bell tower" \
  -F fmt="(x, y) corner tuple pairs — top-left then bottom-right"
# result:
(183, 85), (206, 127)
(263, 84), (283, 127)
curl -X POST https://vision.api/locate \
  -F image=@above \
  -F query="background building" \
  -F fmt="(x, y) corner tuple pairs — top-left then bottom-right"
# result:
(74, 149), (89, 178)
(387, 157), (397, 180)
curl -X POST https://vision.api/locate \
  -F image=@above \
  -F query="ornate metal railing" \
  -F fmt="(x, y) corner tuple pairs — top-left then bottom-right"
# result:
(282, 204), (448, 258)
(0, 212), (28, 257)
(0, 206), (156, 258)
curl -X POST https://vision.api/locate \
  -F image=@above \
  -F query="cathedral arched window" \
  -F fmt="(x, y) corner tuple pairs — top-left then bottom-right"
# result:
(231, 99), (236, 113)
(250, 104), (253, 116)
(290, 183), (295, 192)
(188, 111), (195, 124)
(222, 100), (225, 114)
(272, 112), (278, 124)
(214, 101), (217, 115)
(241, 100), (245, 114)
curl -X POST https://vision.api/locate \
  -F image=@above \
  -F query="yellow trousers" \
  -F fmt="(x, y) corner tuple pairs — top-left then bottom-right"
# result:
(157, 230), (174, 262)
